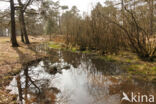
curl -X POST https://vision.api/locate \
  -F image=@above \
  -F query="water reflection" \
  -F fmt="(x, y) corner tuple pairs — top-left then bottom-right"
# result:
(6, 50), (156, 104)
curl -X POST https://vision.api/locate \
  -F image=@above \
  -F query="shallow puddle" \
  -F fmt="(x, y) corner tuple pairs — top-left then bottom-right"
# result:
(6, 49), (156, 104)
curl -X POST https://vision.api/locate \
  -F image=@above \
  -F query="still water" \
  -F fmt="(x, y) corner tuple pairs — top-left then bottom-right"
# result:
(6, 49), (156, 104)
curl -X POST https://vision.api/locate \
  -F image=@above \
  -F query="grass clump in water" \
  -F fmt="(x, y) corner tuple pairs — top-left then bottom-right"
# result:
(48, 42), (62, 49)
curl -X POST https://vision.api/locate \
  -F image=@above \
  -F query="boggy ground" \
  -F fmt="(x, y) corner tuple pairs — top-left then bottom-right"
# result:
(0, 35), (48, 103)
(48, 35), (156, 81)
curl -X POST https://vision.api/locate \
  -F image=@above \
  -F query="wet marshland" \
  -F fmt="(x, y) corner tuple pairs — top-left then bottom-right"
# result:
(6, 48), (156, 104)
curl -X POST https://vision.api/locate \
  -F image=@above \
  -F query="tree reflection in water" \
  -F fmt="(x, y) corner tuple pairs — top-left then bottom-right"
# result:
(6, 50), (156, 104)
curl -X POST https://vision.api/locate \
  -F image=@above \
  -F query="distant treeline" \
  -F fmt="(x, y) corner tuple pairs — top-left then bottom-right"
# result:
(60, 0), (156, 61)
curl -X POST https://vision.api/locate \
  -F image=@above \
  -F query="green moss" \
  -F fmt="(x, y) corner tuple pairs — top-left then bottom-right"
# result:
(3, 76), (12, 80)
(64, 48), (78, 53)
(126, 64), (150, 75)
(105, 56), (114, 61)
(69, 47), (91, 53)
(82, 50), (92, 54)
(151, 66), (156, 71)
(95, 55), (115, 62)
(126, 59), (132, 63)
(128, 65), (140, 71)
(48, 42), (62, 49)
(71, 47), (77, 52)
(128, 67), (135, 71)
(64, 47), (92, 53)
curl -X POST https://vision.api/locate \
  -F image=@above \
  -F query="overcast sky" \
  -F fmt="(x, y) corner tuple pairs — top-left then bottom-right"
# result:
(59, 0), (105, 14)
(0, 0), (112, 14)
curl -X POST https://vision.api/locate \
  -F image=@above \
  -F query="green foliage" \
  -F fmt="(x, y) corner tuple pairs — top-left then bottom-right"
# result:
(40, 0), (60, 35)
(61, 6), (68, 10)
(45, 18), (57, 35)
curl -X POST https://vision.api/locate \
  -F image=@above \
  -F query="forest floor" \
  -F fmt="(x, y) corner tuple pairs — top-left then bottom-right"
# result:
(0, 35), (48, 103)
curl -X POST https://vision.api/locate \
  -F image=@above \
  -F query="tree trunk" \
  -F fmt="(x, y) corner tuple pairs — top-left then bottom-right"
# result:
(24, 68), (28, 103)
(20, 27), (25, 42)
(19, 13), (25, 42)
(17, 0), (30, 44)
(59, 16), (62, 34)
(149, 0), (153, 35)
(16, 75), (23, 104)
(20, 10), (30, 44)
(10, 0), (18, 47)
(121, 0), (125, 25)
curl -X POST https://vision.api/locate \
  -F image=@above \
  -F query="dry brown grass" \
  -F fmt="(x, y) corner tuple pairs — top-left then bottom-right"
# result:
(0, 35), (48, 104)
(50, 35), (65, 43)
(0, 35), (48, 75)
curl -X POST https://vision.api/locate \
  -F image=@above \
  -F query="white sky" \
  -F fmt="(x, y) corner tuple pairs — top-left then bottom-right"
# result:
(59, 0), (105, 14)
(0, 1), (10, 10)
(0, 0), (106, 12)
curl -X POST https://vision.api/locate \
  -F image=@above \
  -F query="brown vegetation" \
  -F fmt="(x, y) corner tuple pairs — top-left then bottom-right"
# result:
(0, 36), (48, 103)
(61, 1), (156, 61)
